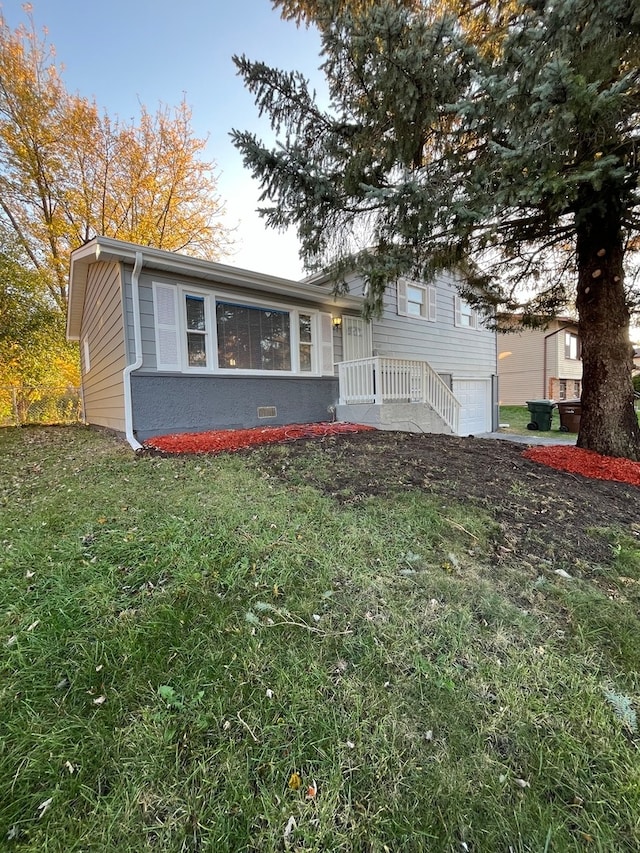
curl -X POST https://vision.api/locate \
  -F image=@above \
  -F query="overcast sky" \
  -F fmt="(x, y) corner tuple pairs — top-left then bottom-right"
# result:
(1, 0), (325, 279)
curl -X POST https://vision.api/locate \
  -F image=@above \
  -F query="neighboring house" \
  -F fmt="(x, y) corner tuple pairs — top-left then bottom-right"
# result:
(66, 236), (498, 449)
(497, 316), (582, 404)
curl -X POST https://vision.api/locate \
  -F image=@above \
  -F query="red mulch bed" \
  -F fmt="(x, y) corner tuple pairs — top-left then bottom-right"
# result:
(142, 422), (375, 455)
(523, 444), (640, 487)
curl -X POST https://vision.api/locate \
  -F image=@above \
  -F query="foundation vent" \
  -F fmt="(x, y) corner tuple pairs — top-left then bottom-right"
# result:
(257, 406), (277, 419)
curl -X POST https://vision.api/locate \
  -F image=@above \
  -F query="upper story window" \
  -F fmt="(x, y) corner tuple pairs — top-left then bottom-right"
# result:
(152, 282), (333, 376)
(454, 295), (478, 329)
(565, 332), (580, 360)
(397, 278), (436, 321)
(82, 337), (91, 373)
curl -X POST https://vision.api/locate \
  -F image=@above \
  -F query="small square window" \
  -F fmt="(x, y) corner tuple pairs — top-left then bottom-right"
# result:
(397, 279), (436, 321)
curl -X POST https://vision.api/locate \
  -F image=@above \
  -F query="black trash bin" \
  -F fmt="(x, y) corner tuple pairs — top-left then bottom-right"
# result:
(557, 399), (581, 433)
(526, 399), (556, 431)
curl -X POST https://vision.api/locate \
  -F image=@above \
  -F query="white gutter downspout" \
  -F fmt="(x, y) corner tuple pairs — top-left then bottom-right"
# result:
(123, 251), (144, 451)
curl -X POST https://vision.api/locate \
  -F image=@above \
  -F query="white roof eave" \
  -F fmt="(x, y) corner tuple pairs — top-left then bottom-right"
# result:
(66, 237), (362, 340)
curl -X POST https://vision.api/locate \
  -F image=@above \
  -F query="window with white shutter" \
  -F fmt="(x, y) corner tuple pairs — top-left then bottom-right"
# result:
(153, 283), (181, 370)
(397, 278), (436, 321)
(152, 282), (331, 375)
(319, 312), (334, 375)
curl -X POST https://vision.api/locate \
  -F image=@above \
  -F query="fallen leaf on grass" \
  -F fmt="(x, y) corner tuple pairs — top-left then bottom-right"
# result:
(288, 772), (302, 790)
(306, 781), (317, 799)
(554, 569), (573, 579)
(92, 695), (107, 706)
(283, 815), (297, 844)
(603, 689), (638, 733)
(37, 797), (52, 818)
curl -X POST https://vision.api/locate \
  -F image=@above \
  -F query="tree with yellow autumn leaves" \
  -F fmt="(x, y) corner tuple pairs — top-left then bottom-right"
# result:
(0, 7), (231, 411)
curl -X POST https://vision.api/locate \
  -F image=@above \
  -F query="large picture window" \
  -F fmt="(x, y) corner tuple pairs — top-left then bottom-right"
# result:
(152, 281), (334, 376)
(216, 301), (291, 371)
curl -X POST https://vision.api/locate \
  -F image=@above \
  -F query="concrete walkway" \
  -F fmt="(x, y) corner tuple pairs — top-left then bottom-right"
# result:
(476, 431), (577, 446)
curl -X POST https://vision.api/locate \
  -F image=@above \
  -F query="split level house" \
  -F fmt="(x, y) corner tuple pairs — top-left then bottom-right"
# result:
(497, 316), (582, 405)
(66, 236), (499, 449)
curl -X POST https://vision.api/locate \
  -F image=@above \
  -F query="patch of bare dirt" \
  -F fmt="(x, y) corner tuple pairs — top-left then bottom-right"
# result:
(248, 431), (638, 571)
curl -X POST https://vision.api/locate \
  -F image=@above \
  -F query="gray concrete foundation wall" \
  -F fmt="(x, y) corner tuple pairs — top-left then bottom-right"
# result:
(131, 373), (339, 439)
(336, 402), (453, 435)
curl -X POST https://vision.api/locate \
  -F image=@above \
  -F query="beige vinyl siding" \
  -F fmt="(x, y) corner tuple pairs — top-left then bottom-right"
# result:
(557, 330), (583, 380)
(367, 275), (496, 378)
(498, 328), (546, 404)
(497, 321), (582, 404)
(80, 262), (126, 431)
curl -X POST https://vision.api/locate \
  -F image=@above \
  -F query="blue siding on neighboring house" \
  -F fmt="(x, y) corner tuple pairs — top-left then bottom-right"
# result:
(130, 374), (339, 440)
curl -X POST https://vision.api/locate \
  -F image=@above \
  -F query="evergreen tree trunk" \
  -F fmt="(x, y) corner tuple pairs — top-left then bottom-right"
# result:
(575, 195), (640, 460)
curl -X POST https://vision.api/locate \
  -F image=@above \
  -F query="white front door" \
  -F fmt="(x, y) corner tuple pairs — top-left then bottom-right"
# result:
(343, 316), (373, 361)
(453, 379), (491, 435)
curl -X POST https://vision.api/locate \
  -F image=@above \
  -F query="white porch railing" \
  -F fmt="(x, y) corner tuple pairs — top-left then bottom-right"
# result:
(337, 356), (460, 434)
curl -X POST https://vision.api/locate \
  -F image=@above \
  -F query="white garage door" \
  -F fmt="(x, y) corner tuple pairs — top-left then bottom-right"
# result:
(454, 379), (491, 435)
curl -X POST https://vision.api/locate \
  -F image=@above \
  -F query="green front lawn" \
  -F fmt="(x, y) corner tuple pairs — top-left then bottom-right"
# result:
(0, 427), (637, 851)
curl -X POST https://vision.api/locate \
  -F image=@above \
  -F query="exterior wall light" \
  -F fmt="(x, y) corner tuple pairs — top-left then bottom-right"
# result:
(332, 316), (342, 328)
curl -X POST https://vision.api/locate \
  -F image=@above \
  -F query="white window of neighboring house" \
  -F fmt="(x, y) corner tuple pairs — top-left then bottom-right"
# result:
(82, 337), (91, 372)
(397, 278), (436, 321)
(454, 296), (478, 329)
(565, 332), (580, 360)
(152, 282), (333, 375)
